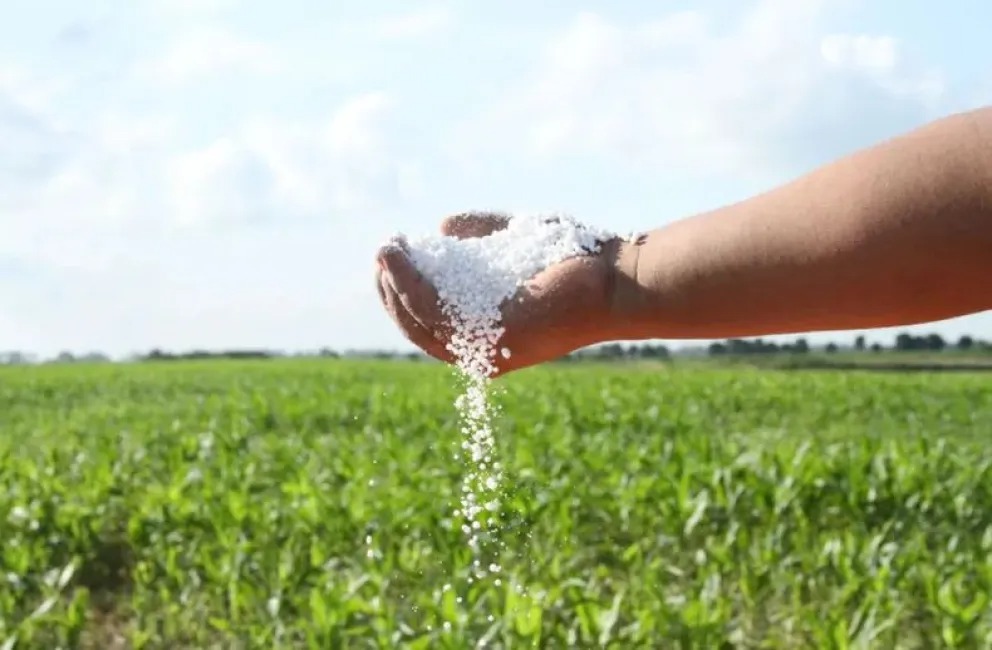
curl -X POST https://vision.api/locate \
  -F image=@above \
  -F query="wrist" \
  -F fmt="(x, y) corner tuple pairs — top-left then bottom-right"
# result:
(600, 234), (650, 342)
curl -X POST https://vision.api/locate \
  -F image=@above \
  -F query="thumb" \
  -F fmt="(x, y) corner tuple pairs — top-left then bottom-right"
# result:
(441, 211), (510, 240)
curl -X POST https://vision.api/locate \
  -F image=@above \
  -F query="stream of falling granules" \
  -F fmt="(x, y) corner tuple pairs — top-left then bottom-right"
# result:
(396, 213), (619, 588)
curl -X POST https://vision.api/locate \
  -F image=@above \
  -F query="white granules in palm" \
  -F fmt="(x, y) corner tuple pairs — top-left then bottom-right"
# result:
(398, 212), (616, 581)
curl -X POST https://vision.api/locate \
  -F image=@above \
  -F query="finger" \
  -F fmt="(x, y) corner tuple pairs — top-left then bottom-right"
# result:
(375, 263), (388, 306)
(378, 244), (450, 338)
(380, 271), (453, 364)
(440, 211), (510, 239)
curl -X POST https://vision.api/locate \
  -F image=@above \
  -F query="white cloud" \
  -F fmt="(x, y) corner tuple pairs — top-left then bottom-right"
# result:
(1, 76), (416, 273)
(373, 7), (452, 40)
(0, 65), (417, 354)
(164, 92), (419, 231)
(148, 0), (239, 16)
(166, 138), (271, 228)
(454, 0), (946, 179)
(0, 67), (80, 236)
(820, 34), (899, 71)
(134, 28), (280, 84)
(92, 112), (179, 154)
(0, 106), (178, 272)
(0, 65), (69, 115)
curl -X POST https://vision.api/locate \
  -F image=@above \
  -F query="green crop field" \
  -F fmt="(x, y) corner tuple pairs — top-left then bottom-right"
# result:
(1, 359), (991, 648)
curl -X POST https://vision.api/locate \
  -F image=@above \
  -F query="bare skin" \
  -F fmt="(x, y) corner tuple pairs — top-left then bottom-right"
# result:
(376, 107), (992, 377)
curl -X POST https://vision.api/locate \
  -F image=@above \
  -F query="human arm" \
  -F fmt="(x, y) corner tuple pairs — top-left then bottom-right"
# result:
(376, 108), (992, 375)
(606, 107), (992, 341)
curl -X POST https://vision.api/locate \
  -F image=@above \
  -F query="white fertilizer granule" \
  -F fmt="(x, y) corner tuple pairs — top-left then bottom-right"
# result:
(389, 212), (618, 581)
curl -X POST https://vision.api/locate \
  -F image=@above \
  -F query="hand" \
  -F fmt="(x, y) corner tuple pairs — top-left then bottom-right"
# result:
(375, 212), (624, 377)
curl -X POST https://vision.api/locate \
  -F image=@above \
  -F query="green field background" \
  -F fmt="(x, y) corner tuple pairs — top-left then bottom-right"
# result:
(1, 359), (991, 648)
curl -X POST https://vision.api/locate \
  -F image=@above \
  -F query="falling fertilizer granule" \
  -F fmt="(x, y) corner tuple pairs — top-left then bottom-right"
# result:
(387, 212), (618, 582)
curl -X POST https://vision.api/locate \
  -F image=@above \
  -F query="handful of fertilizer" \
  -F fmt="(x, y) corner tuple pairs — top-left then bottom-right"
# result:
(399, 212), (616, 378)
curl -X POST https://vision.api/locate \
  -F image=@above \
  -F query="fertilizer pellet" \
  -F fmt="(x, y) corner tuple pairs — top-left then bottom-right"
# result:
(390, 212), (620, 582)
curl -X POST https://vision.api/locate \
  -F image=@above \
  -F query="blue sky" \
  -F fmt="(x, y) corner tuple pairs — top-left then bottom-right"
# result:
(1, 0), (990, 358)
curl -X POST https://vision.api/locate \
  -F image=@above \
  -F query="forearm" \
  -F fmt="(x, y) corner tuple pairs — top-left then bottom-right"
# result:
(607, 108), (992, 340)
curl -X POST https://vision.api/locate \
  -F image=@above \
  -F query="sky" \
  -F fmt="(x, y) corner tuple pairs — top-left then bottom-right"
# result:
(1, 0), (990, 359)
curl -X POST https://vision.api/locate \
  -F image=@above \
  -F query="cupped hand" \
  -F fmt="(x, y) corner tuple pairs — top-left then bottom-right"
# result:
(375, 212), (622, 377)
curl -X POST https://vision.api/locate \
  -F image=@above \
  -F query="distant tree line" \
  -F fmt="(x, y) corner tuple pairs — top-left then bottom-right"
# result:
(705, 332), (989, 357)
(0, 331), (989, 366)
(136, 348), (424, 362)
(569, 331), (990, 360)
(0, 347), (428, 365)
(565, 342), (672, 361)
